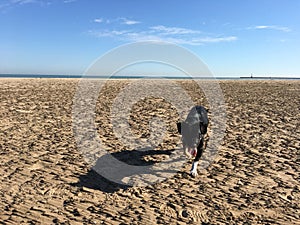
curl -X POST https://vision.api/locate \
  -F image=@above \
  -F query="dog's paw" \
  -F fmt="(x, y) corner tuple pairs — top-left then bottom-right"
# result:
(190, 170), (198, 177)
(190, 161), (199, 177)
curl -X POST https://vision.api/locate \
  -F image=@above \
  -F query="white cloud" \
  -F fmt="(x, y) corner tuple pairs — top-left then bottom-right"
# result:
(10, 0), (38, 4)
(63, 0), (77, 3)
(1, 0), (70, 11)
(195, 36), (237, 43)
(94, 18), (103, 23)
(150, 25), (202, 35)
(88, 29), (131, 38)
(248, 25), (291, 32)
(0, 0), (48, 9)
(92, 17), (140, 25)
(89, 25), (237, 45)
(120, 17), (141, 25)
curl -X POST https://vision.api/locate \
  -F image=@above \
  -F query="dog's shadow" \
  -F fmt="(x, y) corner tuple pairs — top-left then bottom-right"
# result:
(72, 148), (175, 193)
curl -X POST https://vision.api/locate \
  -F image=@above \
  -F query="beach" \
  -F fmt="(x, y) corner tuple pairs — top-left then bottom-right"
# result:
(0, 78), (299, 224)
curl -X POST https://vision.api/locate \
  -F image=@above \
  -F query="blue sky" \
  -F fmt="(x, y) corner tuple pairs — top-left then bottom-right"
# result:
(0, 0), (299, 77)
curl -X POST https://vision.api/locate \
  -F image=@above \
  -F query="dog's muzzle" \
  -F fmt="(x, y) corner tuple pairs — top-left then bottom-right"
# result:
(184, 147), (197, 158)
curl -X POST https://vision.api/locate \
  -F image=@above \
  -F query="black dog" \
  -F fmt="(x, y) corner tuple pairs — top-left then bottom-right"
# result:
(177, 106), (209, 177)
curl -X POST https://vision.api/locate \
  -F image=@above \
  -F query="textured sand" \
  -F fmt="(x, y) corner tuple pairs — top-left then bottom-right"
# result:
(0, 79), (299, 224)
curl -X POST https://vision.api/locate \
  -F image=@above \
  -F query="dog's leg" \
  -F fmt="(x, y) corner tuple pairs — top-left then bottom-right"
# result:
(190, 138), (204, 177)
(190, 161), (199, 177)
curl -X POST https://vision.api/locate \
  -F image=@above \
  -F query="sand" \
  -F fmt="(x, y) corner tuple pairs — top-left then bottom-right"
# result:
(0, 78), (299, 224)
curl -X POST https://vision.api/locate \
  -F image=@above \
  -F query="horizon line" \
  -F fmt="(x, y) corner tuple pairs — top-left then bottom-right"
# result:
(1, 74), (300, 80)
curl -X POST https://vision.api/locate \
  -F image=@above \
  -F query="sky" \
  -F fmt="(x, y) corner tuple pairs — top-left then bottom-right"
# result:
(0, 0), (300, 77)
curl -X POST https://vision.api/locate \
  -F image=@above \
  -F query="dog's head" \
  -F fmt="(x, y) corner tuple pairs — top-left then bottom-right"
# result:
(177, 121), (202, 157)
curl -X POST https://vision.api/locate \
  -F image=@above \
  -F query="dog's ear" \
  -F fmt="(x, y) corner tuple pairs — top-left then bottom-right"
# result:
(177, 122), (182, 134)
